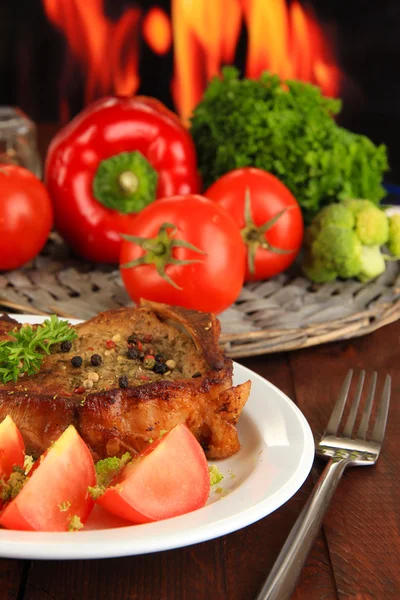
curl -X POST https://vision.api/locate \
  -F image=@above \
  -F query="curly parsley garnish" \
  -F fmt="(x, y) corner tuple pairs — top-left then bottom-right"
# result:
(0, 315), (77, 383)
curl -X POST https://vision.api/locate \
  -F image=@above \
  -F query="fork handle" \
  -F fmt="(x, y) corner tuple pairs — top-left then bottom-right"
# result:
(255, 458), (348, 600)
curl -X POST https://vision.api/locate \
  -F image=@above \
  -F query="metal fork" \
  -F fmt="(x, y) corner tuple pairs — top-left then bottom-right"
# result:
(255, 370), (391, 600)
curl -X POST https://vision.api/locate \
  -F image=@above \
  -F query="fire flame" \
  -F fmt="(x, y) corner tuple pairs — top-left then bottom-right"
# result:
(171, 0), (242, 123)
(143, 7), (172, 56)
(172, 0), (340, 122)
(243, 0), (339, 95)
(42, 0), (141, 117)
(42, 0), (340, 124)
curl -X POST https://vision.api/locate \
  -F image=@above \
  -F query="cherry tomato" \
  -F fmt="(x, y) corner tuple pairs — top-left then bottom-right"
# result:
(204, 168), (303, 281)
(0, 426), (95, 531)
(95, 424), (210, 524)
(120, 195), (245, 314)
(0, 415), (25, 479)
(0, 165), (53, 270)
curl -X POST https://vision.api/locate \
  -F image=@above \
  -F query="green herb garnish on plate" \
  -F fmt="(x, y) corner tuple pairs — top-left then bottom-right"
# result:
(0, 315), (77, 384)
(209, 465), (224, 486)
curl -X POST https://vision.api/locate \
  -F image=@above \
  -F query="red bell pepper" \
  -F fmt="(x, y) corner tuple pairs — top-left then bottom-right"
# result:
(45, 97), (200, 263)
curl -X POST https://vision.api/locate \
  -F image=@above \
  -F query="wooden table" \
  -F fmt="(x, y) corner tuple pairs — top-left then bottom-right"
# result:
(1, 127), (400, 599)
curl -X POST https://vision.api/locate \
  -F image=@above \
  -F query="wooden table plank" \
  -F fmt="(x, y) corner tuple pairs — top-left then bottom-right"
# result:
(0, 559), (27, 600)
(289, 322), (400, 599)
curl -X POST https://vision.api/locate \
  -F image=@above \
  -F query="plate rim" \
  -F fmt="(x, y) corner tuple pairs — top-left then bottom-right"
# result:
(0, 314), (315, 560)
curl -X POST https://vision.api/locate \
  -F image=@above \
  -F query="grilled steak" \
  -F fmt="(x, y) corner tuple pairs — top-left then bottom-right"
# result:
(0, 301), (251, 460)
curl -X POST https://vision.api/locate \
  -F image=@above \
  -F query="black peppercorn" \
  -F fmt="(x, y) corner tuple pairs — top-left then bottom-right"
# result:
(71, 356), (83, 368)
(155, 354), (164, 363)
(127, 334), (138, 344)
(192, 372), (202, 378)
(90, 354), (102, 366)
(61, 340), (72, 353)
(118, 375), (129, 388)
(153, 362), (168, 375)
(127, 347), (139, 360)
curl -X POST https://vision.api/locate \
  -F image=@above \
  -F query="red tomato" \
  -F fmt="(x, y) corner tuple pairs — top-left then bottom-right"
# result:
(0, 426), (95, 531)
(96, 424), (210, 523)
(204, 168), (303, 281)
(0, 416), (25, 479)
(0, 165), (53, 270)
(120, 195), (245, 313)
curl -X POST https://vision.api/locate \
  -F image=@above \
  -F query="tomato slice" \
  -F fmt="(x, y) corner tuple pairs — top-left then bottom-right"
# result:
(96, 424), (210, 524)
(0, 425), (95, 531)
(0, 415), (25, 480)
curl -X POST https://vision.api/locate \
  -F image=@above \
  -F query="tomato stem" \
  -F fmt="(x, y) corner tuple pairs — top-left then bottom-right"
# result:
(241, 187), (294, 275)
(121, 223), (206, 289)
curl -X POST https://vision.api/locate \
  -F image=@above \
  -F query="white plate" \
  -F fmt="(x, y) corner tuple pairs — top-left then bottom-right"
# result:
(0, 315), (314, 560)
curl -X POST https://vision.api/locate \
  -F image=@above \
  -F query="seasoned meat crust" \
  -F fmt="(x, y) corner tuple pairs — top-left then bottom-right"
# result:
(0, 301), (251, 460)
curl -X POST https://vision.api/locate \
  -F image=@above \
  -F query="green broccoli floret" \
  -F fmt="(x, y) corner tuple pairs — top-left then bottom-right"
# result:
(342, 199), (389, 246)
(342, 198), (374, 216)
(312, 226), (363, 278)
(302, 199), (390, 283)
(301, 253), (338, 283)
(355, 205), (389, 246)
(388, 214), (400, 257)
(313, 203), (355, 230)
(358, 246), (386, 282)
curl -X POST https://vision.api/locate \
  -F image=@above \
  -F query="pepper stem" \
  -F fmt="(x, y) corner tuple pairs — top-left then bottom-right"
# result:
(121, 223), (207, 290)
(241, 187), (294, 275)
(118, 171), (139, 195)
(93, 151), (158, 214)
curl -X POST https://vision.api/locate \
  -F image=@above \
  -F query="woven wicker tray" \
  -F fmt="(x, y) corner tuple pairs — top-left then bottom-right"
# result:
(1, 235), (399, 358)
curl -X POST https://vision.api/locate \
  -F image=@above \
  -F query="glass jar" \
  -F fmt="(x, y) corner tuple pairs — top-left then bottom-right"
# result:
(0, 107), (42, 178)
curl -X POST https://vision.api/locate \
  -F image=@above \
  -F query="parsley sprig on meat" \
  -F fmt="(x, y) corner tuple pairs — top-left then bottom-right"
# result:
(190, 68), (388, 222)
(0, 315), (77, 383)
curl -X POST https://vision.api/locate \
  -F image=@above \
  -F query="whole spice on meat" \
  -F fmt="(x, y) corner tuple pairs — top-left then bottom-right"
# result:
(143, 355), (156, 370)
(127, 347), (139, 360)
(45, 96), (200, 263)
(71, 356), (83, 368)
(118, 376), (129, 388)
(90, 354), (102, 366)
(60, 341), (72, 353)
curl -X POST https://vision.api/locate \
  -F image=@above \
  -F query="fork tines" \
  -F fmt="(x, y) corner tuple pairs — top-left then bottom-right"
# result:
(325, 370), (391, 443)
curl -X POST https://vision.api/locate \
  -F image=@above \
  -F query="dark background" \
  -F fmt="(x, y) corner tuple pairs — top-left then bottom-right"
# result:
(1, 0), (400, 184)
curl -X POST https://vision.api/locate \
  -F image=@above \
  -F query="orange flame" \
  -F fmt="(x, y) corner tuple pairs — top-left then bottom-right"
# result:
(143, 7), (172, 56)
(43, 0), (141, 119)
(242, 0), (340, 97)
(171, 0), (242, 123)
(172, 0), (340, 123)
(42, 0), (340, 125)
